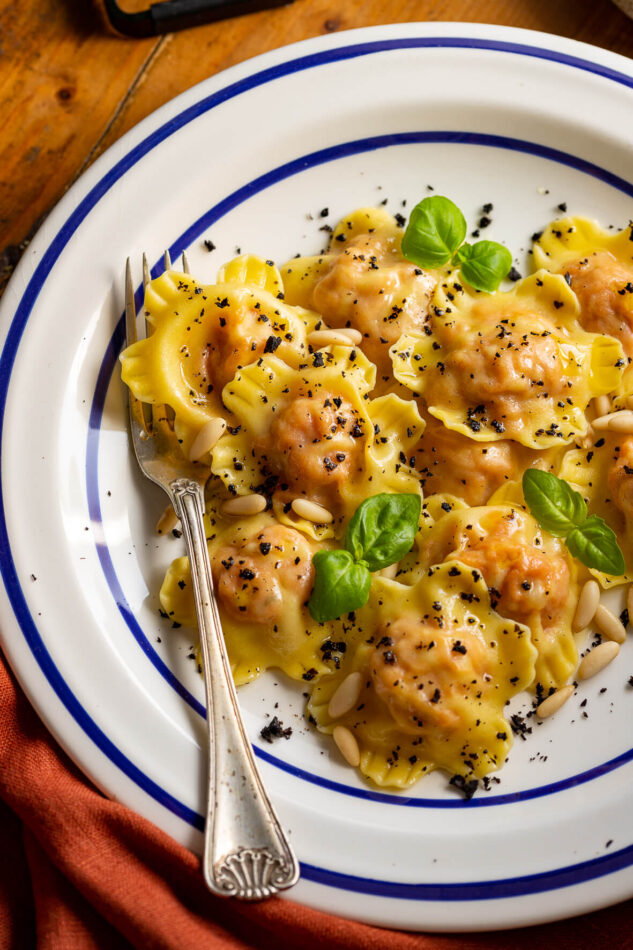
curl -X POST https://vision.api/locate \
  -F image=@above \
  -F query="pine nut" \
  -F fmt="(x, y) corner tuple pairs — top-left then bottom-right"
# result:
(593, 604), (627, 644)
(607, 412), (633, 432)
(594, 395), (611, 418)
(592, 410), (633, 432)
(291, 498), (334, 524)
(156, 504), (178, 535)
(537, 684), (574, 719)
(572, 580), (600, 632)
(332, 725), (360, 767)
(328, 672), (363, 719)
(221, 493), (267, 516)
(577, 641), (620, 680)
(188, 417), (226, 461)
(307, 328), (362, 348)
(628, 584), (633, 624)
(336, 327), (363, 344)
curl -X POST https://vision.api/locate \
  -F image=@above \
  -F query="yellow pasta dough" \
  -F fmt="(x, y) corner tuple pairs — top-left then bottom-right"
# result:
(391, 270), (625, 448)
(159, 496), (348, 684)
(533, 216), (633, 393)
(414, 504), (579, 690)
(308, 563), (536, 787)
(211, 346), (424, 540)
(282, 207), (437, 387)
(120, 255), (320, 457)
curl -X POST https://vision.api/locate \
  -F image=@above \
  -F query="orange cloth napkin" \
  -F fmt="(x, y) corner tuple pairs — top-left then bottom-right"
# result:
(1, 651), (632, 950)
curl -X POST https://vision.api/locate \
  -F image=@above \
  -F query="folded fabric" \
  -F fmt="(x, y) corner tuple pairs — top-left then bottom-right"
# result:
(1, 650), (632, 950)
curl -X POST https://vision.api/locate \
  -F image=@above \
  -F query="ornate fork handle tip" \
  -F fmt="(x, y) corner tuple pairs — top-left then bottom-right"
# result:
(213, 847), (299, 900)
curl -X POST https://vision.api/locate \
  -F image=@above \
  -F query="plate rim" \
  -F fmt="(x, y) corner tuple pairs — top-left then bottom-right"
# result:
(3, 21), (633, 931)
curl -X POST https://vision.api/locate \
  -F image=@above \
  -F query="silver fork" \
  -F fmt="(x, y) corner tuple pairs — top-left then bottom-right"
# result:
(125, 252), (299, 900)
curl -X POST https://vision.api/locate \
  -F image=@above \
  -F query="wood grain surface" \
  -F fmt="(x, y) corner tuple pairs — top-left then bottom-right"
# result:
(2, 0), (633, 291)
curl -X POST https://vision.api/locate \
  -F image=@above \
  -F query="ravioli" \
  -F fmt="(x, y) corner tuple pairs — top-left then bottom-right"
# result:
(391, 270), (625, 448)
(282, 207), (437, 386)
(308, 563), (536, 787)
(415, 505), (579, 690)
(533, 216), (633, 394)
(120, 255), (320, 457)
(211, 346), (424, 540)
(159, 496), (347, 684)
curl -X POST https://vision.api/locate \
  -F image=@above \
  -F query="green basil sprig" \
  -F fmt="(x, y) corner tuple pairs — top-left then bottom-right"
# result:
(308, 493), (421, 622)
(522, 469), (625, 576)
(453, 240), (513, 294)
(566, 516), (626, 577)
(401, 196), (466, 268)
(401, 195), (512, 293)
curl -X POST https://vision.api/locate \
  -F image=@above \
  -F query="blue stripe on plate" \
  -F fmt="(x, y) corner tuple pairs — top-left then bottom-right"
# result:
(1, 35), (633, 900)
(301, 840), (633, 899)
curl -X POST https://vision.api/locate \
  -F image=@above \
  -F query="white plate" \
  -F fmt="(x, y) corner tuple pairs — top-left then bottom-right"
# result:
(3, 22), (633, 933)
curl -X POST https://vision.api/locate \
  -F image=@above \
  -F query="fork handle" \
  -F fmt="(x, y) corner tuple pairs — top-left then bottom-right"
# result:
(170, 478), (299, 899)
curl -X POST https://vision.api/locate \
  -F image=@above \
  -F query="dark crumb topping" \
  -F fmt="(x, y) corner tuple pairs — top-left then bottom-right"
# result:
(449, 774), (479, 800)
(260, 716), (292, 743)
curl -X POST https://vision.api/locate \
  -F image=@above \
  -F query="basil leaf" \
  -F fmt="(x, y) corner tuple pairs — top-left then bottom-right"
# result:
(566, 516), (626, 576)
(308, 550), (371, 622)
(454, 240), (513, 293)
(522, 469), (587, 538)
(345, 493), (421, 572)
(401, 196), (467, 268)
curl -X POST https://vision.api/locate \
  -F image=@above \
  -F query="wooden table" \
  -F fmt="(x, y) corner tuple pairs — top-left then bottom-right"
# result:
(2, 0), (633, 293)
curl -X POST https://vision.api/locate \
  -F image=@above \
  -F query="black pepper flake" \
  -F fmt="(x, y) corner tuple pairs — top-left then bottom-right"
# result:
(312, 352), (325, 367)
(260, 716), (292, 743)
(508, 266), (522, 281)
(449, 774), (478, 800)
(452, 641), (467, 655)
(259, 542), (271, 555)
(203, 239), (216, 252)
(302, 668), (318, 681)
(264, 335), (282, 353)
